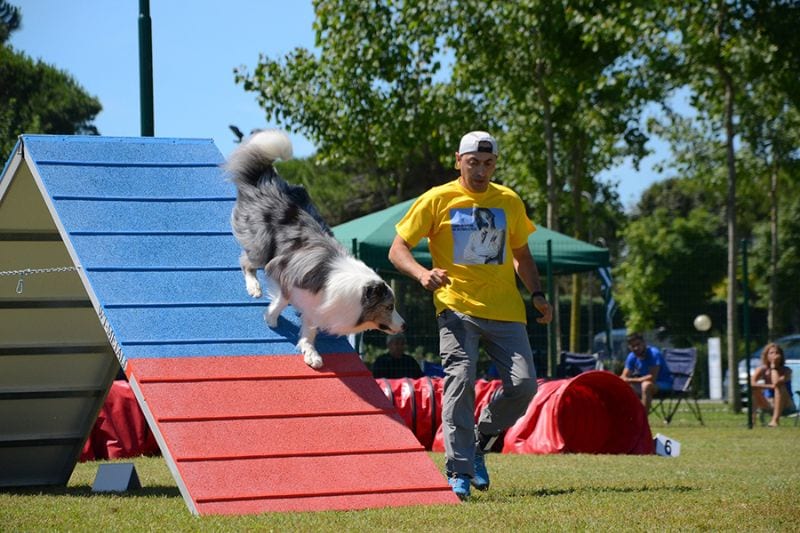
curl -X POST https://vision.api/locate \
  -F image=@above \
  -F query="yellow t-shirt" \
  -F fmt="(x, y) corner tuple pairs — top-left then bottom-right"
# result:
(395, 180), (535, 323)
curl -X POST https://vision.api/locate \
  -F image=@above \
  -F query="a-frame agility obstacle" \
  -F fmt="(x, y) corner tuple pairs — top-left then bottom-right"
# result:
(0, 135), (458, 514)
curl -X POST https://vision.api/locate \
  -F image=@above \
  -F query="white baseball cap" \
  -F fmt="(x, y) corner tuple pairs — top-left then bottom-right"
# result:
(458, 131), (498, 156)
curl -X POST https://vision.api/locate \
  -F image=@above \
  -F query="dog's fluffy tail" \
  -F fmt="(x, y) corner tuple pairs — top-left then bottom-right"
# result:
(225, 129), (293, 187)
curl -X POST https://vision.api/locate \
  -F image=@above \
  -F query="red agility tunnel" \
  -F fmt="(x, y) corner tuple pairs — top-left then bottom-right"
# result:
(81, 381), (159, 461)
(502, 371), (653, 455)
(428, 371), (653, 455)
(378, 377), (444, 450)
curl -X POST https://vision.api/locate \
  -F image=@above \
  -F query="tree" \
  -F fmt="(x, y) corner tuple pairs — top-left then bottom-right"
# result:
(638, 1), (772, 411)
(751, 192), (800, 333)
(0, 1), (20, 44)
(638, 0), (800, 411)
(237, 1), (665, 365)
(236, 1), (642, 225)
(737, 0), (800, 339)
(448, 1), (661, 355)
(235, 0), (482, 214)
(1, 4), (101, 157)
(616, 200), (726, 341)
(275, 157), (365, 227)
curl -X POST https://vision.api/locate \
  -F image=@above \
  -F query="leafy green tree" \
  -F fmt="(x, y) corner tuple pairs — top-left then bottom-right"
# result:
(1, 4), (101, 157)
(237, 2), (642, 226)
(444, 0), (663, 355)
(750, 173), (800, 336)
(237, 0), (660, 361)
(0, 1), (20, 44)
(736, 1), (800, 339)
(241, 2), (800, 365)
(447, 1), (660, 221)
(616, 205), (726, 340)
(636, 0), (800, 410)
(642, 102), (800, 339)
(275, 157), (364, 226)
(235, 0), (481, 212)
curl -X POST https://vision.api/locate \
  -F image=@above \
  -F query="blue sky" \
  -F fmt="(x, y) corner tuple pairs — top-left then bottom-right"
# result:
(10, 0), (669, 209)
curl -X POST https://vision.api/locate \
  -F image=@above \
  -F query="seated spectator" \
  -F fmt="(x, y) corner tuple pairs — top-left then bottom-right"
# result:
(751, 343), (795, 427)
(372, 333), (424, 379)
(620, 332), (671, 411)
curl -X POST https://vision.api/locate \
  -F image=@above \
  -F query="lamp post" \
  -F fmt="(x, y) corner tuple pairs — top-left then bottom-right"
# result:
(582, 191), (594, 352)
(138, 0), (154, 136)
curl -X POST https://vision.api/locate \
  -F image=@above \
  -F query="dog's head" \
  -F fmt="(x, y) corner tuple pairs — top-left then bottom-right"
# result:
(356, 281), (405, 334)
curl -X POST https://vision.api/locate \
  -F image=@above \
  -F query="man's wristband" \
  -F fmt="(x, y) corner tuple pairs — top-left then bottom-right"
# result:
(531, 290), (546, 299)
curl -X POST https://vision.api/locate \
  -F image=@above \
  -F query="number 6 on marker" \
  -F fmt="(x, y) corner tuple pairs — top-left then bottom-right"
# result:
(654, 433), (681, 457)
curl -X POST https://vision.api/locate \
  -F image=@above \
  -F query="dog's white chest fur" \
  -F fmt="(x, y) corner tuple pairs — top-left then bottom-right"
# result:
(288, 257), (374, 335)
(288, 288), (361, 335)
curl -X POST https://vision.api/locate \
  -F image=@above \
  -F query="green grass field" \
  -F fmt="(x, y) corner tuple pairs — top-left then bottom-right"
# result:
(2, 403), (798, 532)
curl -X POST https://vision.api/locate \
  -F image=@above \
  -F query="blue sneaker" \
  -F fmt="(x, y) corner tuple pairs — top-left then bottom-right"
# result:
(447, 473), (471, 501)
(472, 452), (490, 491)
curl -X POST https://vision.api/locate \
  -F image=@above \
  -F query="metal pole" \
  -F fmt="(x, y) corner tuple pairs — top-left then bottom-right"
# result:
(352, 238), (361, 355)
(586, 269), (593, 352)
(605, 297), (613, 364)
(546, 239), (556, 377)
(138, 0), (154, 136)
(741, 238), (753, 429)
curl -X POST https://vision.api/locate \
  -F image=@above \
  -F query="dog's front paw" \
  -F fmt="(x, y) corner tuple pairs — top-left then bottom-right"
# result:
(303, 352), (324, 369)
(299, 339), (323, 369)
(246, 278), (262, 298)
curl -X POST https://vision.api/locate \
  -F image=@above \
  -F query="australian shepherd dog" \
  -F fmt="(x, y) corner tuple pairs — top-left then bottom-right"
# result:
(227, 130), (405, 369)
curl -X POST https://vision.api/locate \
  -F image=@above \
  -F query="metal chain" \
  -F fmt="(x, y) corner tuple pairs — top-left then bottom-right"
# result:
(0, 266), (80, 294)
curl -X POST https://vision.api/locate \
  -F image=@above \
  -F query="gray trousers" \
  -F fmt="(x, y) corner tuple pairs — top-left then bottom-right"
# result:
(437, 309), (538, 477)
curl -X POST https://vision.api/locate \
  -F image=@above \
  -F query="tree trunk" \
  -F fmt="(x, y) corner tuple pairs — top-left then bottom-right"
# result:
(716, 4), (740, 413)
(536, 59), (562, 373)
(768, 158), (778, 340)
(724, 101), (739, 413)
(537, 61), (557, 233)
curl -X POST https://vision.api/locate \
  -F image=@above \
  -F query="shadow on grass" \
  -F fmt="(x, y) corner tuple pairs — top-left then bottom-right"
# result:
(0, 484), (181, 498)
(490, 484), (697, 500)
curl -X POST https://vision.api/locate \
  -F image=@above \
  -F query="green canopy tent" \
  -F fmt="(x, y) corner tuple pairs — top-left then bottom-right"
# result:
(332, 198), (610, 274)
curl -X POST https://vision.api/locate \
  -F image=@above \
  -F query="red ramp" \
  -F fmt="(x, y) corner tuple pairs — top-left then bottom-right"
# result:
(127, 354), (458, 515)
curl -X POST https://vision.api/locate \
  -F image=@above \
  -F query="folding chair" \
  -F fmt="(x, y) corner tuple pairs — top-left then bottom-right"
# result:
(651, 347), (704, 425)
(781, 404), (800, 427)
(792, 391), (800, 427)
(556, 351), (603, 378)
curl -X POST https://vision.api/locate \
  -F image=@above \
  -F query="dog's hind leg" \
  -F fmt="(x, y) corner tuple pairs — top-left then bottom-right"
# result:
(298, 321), (323, 369)
(240, 252), (262, 298)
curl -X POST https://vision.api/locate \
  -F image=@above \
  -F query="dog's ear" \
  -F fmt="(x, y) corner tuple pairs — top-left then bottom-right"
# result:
(362, 281), (389, 304)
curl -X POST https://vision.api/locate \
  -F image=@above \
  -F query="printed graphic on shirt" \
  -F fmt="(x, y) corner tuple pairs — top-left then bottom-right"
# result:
(451, 207), (507, 265)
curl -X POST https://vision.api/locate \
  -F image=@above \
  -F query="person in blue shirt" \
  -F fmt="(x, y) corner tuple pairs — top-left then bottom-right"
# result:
(620, 332), (671, 411)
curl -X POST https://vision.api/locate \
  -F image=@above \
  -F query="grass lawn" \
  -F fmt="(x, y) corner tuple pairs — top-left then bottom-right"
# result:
(2, 402), (798, 531)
